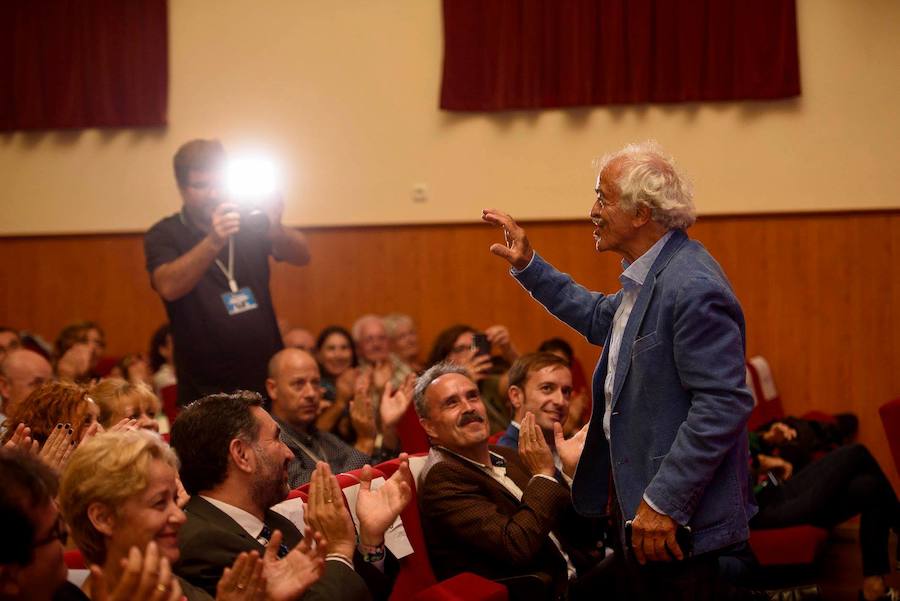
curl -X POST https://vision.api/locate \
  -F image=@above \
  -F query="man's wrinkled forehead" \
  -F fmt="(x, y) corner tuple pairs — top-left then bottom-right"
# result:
(428, 372), (477, 404)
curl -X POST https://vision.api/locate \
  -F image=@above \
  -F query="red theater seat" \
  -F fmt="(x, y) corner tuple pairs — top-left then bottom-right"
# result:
(376, 455), (507, 601)
(749, 526), (828, 566)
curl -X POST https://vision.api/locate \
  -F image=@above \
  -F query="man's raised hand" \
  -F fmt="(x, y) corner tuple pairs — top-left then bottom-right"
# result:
(482, 209), (534, 271)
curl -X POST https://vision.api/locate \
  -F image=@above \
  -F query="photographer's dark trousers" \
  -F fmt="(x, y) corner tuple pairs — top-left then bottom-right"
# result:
(751, 443), (900, 576)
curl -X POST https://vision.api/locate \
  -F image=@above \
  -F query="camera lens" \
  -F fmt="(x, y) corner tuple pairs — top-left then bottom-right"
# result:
(243, 209), (270, 233)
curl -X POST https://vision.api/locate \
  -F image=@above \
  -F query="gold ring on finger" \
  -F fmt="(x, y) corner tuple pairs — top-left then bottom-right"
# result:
(156, 583), (167, 592)
(236, 583), (246, 591)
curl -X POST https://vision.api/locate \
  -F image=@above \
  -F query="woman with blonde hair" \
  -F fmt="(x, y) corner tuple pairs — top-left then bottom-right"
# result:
(89, 378), (161, 433)
(59, 430), (323, 601)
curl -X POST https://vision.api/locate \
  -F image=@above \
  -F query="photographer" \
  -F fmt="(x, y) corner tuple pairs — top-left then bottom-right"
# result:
(144, 139), (310, 405)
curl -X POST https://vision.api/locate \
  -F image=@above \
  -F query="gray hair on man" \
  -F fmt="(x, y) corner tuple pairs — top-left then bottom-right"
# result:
(382, 313), (414, 338)
(596, 140), (696, 230)
(413, 361), (470, 420)
(351, 314), (384, 342)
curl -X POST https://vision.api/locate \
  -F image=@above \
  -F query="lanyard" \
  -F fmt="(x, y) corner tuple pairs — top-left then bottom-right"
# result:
(214, 238), (239, 293)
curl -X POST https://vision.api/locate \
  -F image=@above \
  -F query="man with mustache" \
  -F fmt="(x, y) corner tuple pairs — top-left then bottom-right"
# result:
(414, 362), (609, 600)
(482, 141), (757, 600)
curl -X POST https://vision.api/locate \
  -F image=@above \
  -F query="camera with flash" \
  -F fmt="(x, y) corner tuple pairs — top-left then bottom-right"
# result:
(225, 157), (279, 233)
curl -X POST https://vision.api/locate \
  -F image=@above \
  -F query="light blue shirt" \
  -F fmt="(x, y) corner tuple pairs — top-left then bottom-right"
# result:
(602, 230), (674, 513)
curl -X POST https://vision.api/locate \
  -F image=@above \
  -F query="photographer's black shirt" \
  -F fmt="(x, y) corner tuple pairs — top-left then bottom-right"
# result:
(144, 212), (283, 405)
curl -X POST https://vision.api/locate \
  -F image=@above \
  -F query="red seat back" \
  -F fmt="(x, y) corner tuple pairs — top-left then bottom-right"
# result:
(376, 454), (439, 600)
(396, 403), (430, 454)
(160, 384), (179, 425)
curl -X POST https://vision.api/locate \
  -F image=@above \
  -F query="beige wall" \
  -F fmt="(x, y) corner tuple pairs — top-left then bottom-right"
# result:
(1, 0), (899, 235)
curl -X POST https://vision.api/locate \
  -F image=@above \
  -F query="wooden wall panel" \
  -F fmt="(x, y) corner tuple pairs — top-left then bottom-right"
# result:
(1, 211), (898, 491)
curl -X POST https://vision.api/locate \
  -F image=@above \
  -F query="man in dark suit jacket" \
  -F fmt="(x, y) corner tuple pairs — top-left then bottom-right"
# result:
(170, 390), (381, 601)
(413, 363), (608, 601)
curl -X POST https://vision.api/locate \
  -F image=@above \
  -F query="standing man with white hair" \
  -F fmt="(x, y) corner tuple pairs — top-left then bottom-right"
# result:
(483, 141), (757, 600)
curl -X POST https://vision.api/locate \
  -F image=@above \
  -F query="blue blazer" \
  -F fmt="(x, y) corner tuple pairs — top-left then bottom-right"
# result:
(514, 229), (756, 555)
(496, 422), (520, 449)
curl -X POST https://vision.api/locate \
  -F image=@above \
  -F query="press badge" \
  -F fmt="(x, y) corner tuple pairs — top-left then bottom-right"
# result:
(221, 287), (259, 315)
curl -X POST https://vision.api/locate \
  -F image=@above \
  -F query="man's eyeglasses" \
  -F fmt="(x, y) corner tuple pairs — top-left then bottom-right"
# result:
(32, 516), (68, 549)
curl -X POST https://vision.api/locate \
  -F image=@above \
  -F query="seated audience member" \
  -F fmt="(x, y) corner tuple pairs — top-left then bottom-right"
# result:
(0, 348), (53, 420)
(149, 324), (177, 394)
(414, 362), (613, 601)
(536, 338), (591, 434)
(497, 353), (587, 475)
(352, 315), (412, 393)
(314, 326), (359, 438)
(267, 348), (411, 486)
(54, 321), (106, 383)
(170, 390), (412, 600)
(60, 429), (323, 601)
(750, 429), (899, 601)
(89, 378), (160, 433)
(315, 326), (358, 404)
(0, 448), (72, 601)
(752, 416), (857, 475)
(426, 324), (519, 434)
(0, 326), (22, 361)
(284, 328), (317, 353)
(115, 353), (153, 387)
(2, 380), (100, 446)
(383, 313), (422, 373)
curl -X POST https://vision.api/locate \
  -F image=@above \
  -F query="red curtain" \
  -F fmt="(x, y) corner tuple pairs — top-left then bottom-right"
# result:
(440, 0), (800, 111)
(0, 0), (168, 130)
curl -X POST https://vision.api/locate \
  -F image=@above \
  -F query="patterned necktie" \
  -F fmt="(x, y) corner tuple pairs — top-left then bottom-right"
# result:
(258, 524), (290, 558)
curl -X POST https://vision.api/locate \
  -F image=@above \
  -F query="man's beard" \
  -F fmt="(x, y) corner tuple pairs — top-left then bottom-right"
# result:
(250, 445), (289, 511)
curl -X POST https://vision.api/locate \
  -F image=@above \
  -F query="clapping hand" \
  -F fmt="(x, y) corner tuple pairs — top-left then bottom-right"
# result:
(304, 462), (356, 561)
(3, 423), (39, 455)
(379, 374), (415, 430)
(482, 209), (535, 271)
(553, 422), (588, 478)
(90, 542), (184, 601)
(356, 454), (413, 546)
(38, 423), (76, 474)
(217, 551), (266, 601)
(261, 528), (325, 601)
(56, 342), (92, 381)
(517, 412), (555, 477)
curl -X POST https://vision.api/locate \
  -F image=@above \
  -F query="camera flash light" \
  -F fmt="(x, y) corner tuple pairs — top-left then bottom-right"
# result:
(226, 156), (279, 200)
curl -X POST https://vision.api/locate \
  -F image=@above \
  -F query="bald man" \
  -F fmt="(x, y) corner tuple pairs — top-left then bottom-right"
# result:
(0, 349), (53, 420)
(266, 348), (398, 487)
(283, 327), (317, 352)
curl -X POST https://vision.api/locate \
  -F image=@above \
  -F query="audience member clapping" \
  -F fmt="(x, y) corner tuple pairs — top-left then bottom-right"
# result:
(54, 321), (106, 383)
(59, 429), (317, 601)
(314, 325), (358, 436)
(267, 349), (413, 487)
(170, 390), (410, 600)
(90, 378), (161, 433)
(352, 315), (413, 395)
(383, 313), (422, 373)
